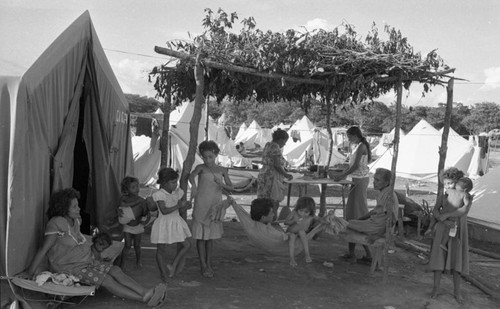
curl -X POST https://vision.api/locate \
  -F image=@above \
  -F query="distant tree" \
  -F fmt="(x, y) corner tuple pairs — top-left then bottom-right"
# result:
(125, 94), (160, 113)
(462, 102), (500, 134)
(383, 104), (420, 133)
(452, 103), (471, 135)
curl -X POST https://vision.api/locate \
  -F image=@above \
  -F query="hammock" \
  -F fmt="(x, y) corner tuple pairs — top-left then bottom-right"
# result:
(232, 203), (324, 256)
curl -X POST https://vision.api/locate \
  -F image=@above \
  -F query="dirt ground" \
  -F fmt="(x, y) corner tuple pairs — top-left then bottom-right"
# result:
(4, 153), (500, 309)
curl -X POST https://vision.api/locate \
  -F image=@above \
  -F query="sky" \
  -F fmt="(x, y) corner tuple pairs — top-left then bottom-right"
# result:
(1, 0), (499, 107)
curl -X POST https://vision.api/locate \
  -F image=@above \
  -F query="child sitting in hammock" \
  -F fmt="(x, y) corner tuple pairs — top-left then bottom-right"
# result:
(284, 197), (317, 267)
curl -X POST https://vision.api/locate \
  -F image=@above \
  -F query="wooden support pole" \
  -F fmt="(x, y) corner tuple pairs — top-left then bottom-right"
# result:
(325, 98), (334, 169)
(390, 82), (403, 190)
(205, 96), (210, 141)
(383, 81), (403, 284)
(436, 78), (454, 201)
(161, 89), (172, 167)
(179, 54), (204, 219)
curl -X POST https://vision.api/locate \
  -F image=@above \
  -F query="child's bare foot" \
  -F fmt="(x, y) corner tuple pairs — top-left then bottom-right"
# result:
(136, 262), (143, 269)
(430, 288), (438, 299)
(290, 260), (298, 267)
(454, 292), (464, 304)
(167, 264), (175, 278)
(207, 266), (215, 277)
(202, 268), (213, 278)
(305, 257), (312, 263)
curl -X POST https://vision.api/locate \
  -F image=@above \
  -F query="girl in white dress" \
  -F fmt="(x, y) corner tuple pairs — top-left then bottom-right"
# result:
(151, 168), (192, 281)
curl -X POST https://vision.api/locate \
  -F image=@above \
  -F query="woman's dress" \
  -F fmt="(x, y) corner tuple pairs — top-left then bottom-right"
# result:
(257, 142), (286, 202)
(345, 143), (370, 220)
(45, 217), (112, 287)
(428, 199), (470, 275)
(151, 188), (192, 244)
(192, 170), (224, 240)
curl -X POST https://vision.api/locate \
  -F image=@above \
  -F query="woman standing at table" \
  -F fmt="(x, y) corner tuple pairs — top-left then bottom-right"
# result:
(257, 129), (293, 220)
(330, 126), (372, 261)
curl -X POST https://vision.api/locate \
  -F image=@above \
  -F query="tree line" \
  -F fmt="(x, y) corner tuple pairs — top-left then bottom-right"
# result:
(125, 94), (499, 137)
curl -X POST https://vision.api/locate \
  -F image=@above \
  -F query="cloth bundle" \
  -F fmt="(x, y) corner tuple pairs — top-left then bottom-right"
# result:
(209, 197), (235, 223)
(35, 271), (81, 287)
(323, 210), (349, 235)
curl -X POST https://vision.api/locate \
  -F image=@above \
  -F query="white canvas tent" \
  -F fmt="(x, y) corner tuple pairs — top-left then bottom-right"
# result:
(234, 122), (248, 141)
(469, 166), (500, 231)
(0, 11), (133, 276)
(288, 115), (315, 142)
(271, 122), (290, 131)
(283, 129), (346, 168)
(373, 128), (406, 157)
(132, 102), (251, 185)
(369, 119), (474, 182)
(437, 127), (485, 179)
(234, 120), (271, 149)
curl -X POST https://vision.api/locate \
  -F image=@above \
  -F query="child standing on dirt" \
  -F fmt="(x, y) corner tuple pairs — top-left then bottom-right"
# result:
(428, 168), (473, 304)
(151, 167), (192, 281)
(284, 197), (316, 267)
(118, 176), (150, 270)
(189, 140), (233, 278)
(425, 177), (473, 246)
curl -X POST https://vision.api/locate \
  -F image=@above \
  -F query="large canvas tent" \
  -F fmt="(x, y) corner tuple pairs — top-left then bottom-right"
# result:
(0, 11), (133, 276)
(288, 115), (315, 142)
(369, 119), (474, 182)
(469, 166), (500, 228)
(468, 166), (500, 243)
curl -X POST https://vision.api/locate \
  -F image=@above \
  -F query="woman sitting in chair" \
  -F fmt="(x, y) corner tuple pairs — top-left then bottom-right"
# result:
(21, 188), (166, 307)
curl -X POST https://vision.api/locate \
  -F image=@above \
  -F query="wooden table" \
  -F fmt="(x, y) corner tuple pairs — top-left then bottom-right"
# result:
(284, 177), (353, 218)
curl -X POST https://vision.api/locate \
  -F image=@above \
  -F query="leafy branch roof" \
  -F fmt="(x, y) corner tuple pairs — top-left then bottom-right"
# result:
(151, 8), (454, 105)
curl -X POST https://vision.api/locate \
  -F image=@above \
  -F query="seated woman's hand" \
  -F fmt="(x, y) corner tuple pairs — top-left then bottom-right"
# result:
(285, 173), (293, 181)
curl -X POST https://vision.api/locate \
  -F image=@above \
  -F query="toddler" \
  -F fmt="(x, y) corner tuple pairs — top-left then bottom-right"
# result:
(118, 176), (150, 270)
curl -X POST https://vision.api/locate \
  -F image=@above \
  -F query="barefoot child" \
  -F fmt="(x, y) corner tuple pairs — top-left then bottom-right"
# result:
(151, 168), (192, 281)
(428, 168), (473, 304)
(284, 197), (316, 266)
(118, 176), (150, 270)
(425, 177), (473, 251)
(189, 141), (234, 278)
